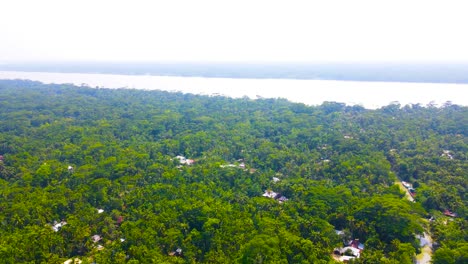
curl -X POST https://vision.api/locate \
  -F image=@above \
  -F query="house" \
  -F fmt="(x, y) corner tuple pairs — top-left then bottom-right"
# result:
(443, 209), (457, 217)
(348, 239), (364, 251)
(52, 220), (67, 232)
(401, 181), (412, 189)
(97, 209), (104, 214)
(220, 162), (246, 169)
(277, 196), (289, 203)
(169, 248), (183, 257)
(92, 235), (102, 243)
(335, 230), (345, 236)
(272, 177), (280, 183)
(441, 150), (454, 159)
(262, 190), (289, 203)
(334, 239), (364, 262)
(175, 155), (194, 165)
(333, 247), (360, 258)
(68, 166), (74, 172)
(262, 190), (279, 199)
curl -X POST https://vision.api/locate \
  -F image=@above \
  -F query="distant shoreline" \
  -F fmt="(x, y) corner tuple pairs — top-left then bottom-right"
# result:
(1, 70), (467, 109)
(1, 61), (468, 84)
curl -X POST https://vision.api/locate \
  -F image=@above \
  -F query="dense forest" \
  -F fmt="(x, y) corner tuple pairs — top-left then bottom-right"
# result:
(0, 79), (466, 263)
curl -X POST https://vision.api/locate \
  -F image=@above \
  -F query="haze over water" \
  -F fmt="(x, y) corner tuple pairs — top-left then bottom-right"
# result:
(1, 71), (467, 109)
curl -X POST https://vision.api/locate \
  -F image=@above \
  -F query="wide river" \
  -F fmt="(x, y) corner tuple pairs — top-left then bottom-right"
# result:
(1, 71), (467, 109)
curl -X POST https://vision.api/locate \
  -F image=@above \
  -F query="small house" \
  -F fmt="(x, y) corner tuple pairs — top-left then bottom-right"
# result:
(277, 196), (289, 203)
(348, 239), (364, 251)
(92, 235), (102, 243)
(334, 239), (364, 262)
(169, 248), (183, 257)
(443, 209), (457, 217)
(262, 190), (279, 199)
(52, 220), (67, 232)
(441, 150), (454, 159)
(262, 190), (288, 203)
(401, 181), (412, 189)
(175, 155), (194, 165)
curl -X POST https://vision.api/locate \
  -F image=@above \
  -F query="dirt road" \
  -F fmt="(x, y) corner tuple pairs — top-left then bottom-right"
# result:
(395, 181), (432, 264)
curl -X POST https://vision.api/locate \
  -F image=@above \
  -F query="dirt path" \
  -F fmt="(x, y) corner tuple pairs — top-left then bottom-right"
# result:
(416, 232), (432, 264)
(395, 181), (432, 264)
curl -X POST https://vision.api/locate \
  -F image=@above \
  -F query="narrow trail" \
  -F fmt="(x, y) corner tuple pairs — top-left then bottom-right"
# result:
(395, 180), (432, 264)
(416, 232), (433, 264)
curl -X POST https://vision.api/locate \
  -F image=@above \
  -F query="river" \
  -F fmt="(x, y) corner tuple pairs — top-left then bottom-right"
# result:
(1, 71), (468, 109)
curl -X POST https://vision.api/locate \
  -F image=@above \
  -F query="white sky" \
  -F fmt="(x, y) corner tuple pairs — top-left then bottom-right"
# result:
(1, 0), (468, 62)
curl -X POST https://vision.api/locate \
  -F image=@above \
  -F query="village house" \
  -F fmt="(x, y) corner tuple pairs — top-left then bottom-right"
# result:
(220, 162), (246, 169)
(262, 190), (278, 199)
(51, 220), (67, 232)
(262, 190), (289, 203)
(169, 248), (183, 257)
(401, 181), (412, 189)
(441, 150), (454, 159)
(92, 235), (102, 243)
(443, 209), (457, 217)
(401, 181), (416, 197)
(175, 155), (195, 165)
(333, 239), (364, 262)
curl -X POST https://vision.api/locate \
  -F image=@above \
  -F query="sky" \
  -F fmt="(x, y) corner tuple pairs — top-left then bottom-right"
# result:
(1, 0), (468, 62)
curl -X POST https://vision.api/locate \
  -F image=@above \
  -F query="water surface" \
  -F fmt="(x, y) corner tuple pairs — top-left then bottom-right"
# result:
(1, 71), (467, 109)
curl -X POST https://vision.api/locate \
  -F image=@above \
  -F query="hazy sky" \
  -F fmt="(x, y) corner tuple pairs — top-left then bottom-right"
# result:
(1, 0), (468, 62)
